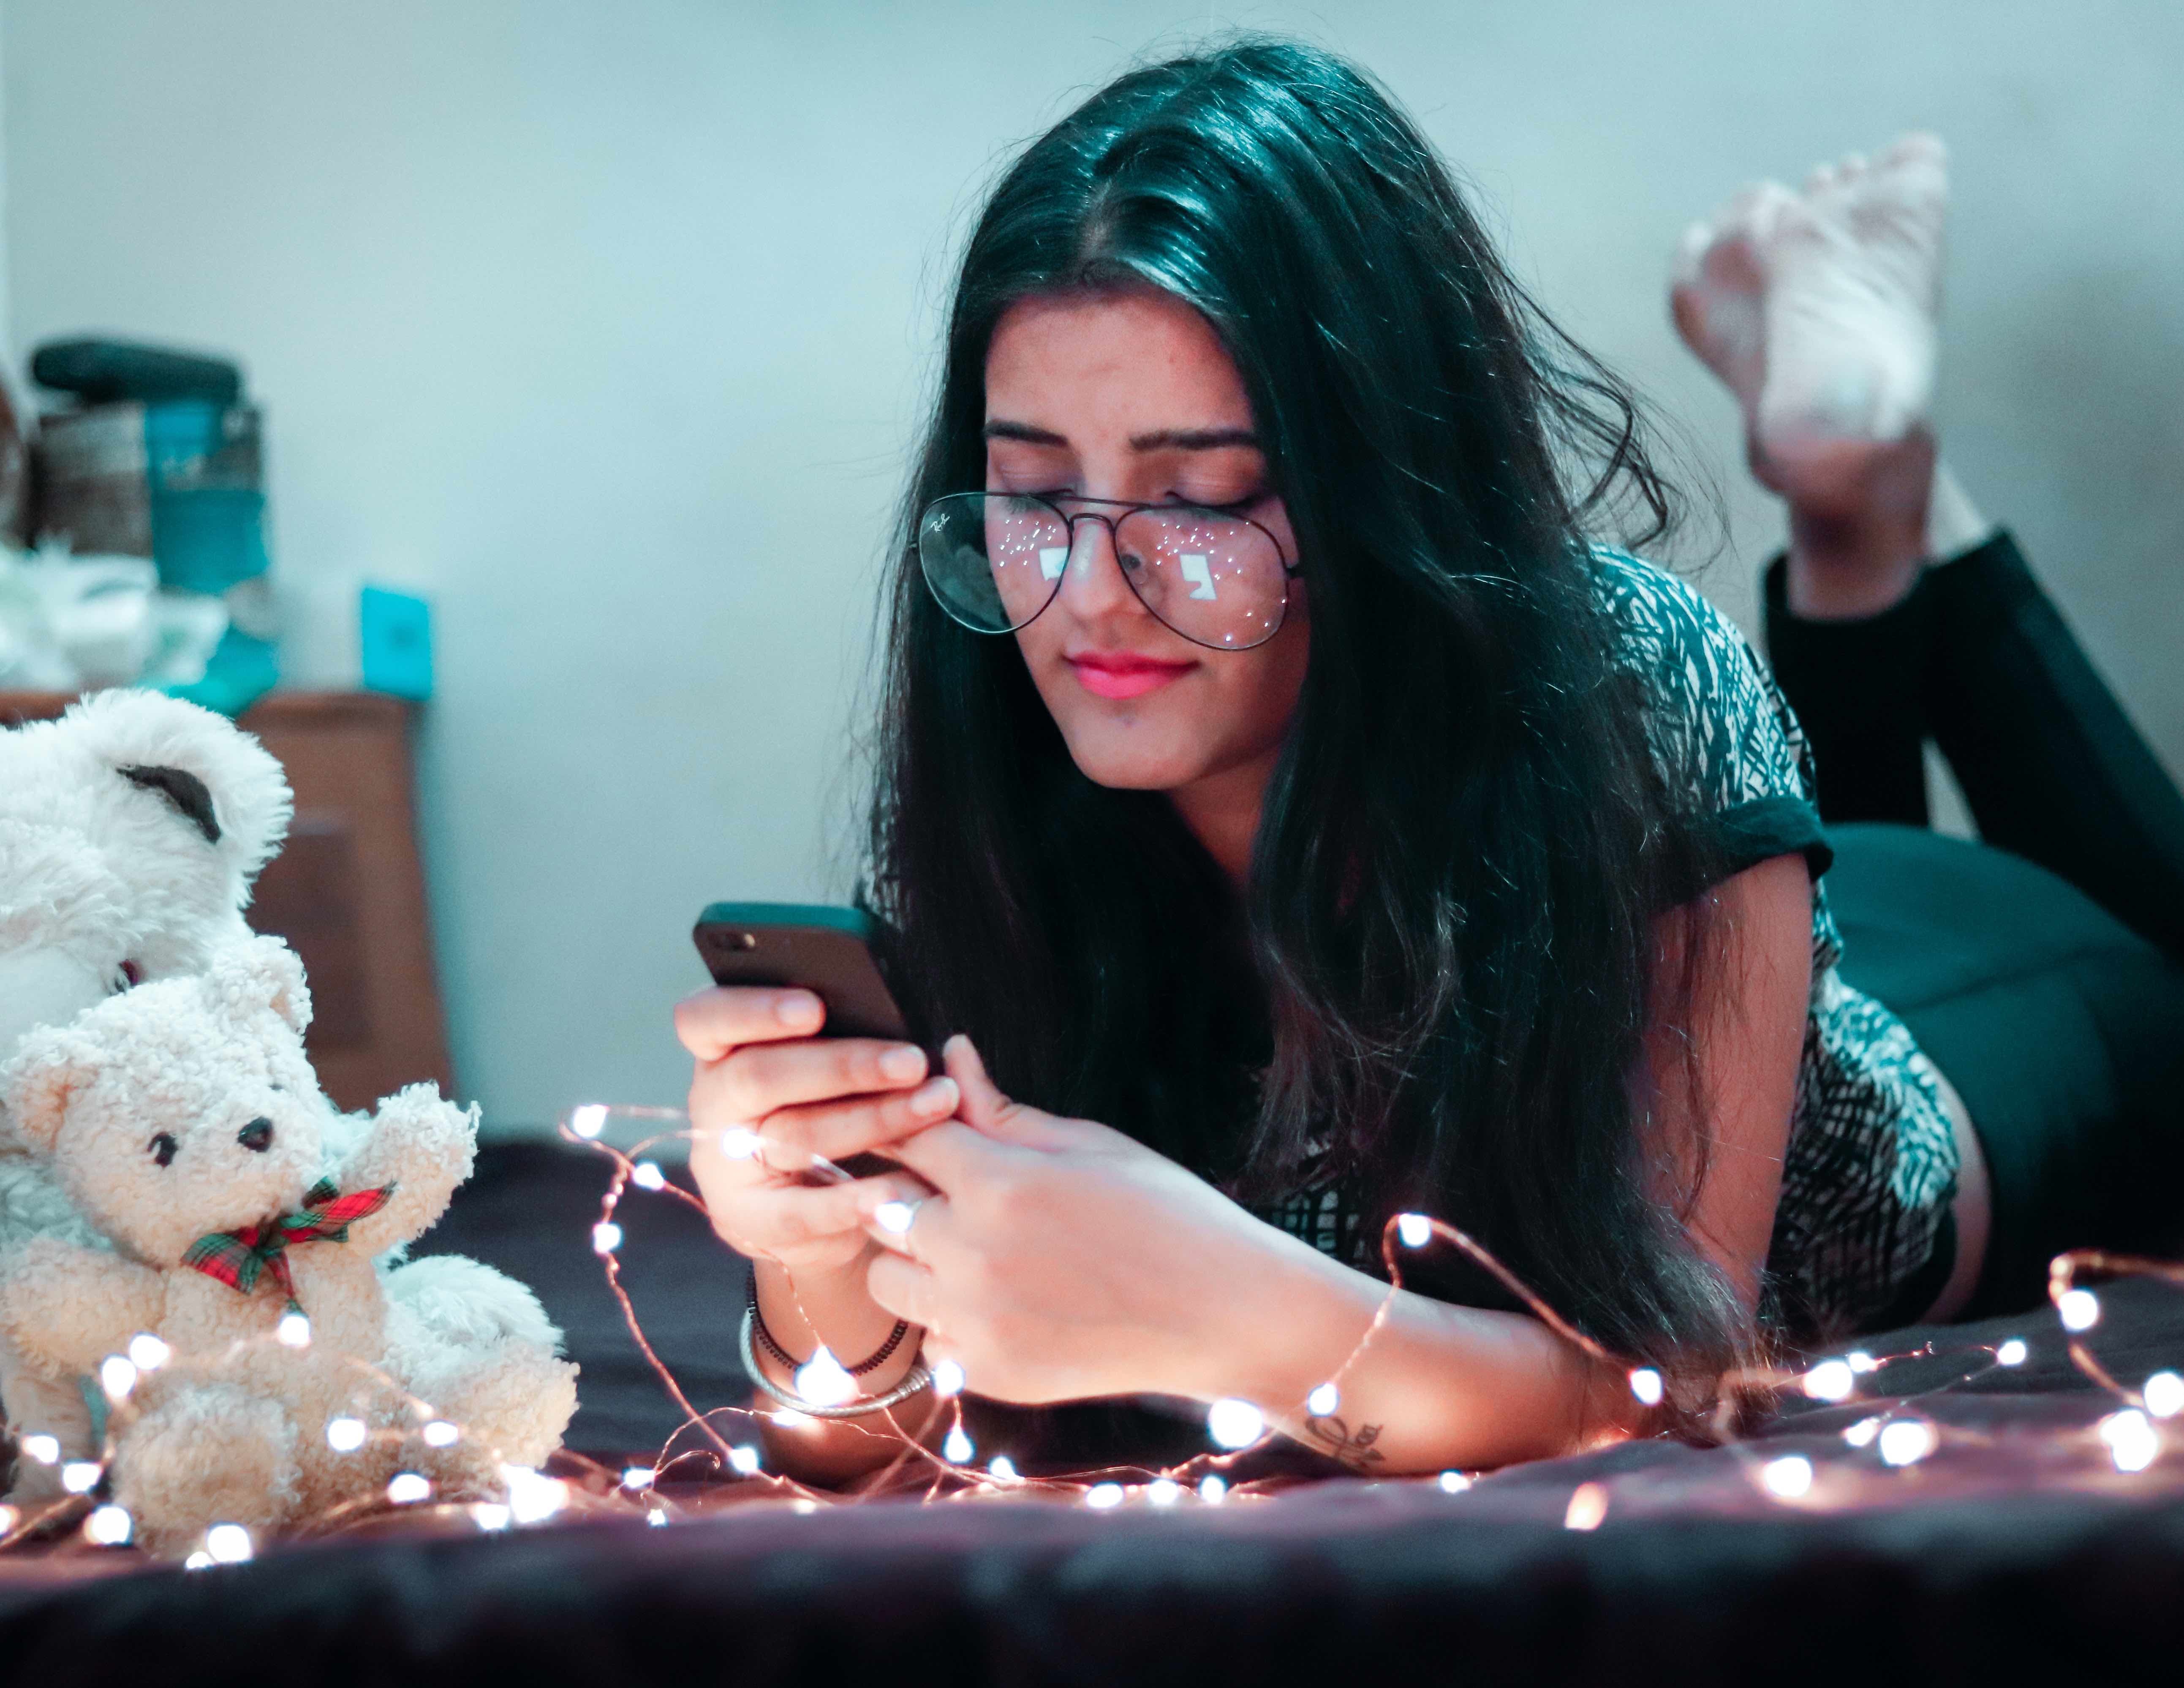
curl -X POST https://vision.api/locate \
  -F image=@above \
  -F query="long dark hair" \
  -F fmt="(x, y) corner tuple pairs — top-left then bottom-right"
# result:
(867, 38), (1742, 1380)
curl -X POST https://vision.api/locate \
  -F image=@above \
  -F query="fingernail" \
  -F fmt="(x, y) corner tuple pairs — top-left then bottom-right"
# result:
(777, 992), (822, 1029)
(880, 1045), (925, 1082)
(910, 1078), (957, 1117)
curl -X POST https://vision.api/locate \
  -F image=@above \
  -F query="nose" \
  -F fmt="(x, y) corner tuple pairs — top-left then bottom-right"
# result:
(1055, 515), (1143, 619)
(237, 1117), (274, 1153)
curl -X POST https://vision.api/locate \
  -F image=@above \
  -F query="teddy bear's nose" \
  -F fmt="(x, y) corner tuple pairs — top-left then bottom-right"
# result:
(237, 1117), (275, 1153)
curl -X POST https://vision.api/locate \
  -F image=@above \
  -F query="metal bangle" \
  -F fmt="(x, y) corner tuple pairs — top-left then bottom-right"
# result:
(739, 1307), (933, 1421)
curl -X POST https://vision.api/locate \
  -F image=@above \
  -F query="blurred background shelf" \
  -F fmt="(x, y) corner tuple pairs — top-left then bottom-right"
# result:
(0, 689), (453, 1114)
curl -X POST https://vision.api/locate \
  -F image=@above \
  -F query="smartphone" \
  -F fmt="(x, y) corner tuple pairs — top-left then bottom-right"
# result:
(692, 904), (916, 1183)
(692, 902), (911, 1043)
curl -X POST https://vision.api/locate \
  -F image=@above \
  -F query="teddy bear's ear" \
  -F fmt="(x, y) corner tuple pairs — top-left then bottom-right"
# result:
(63, 690), (294, 894)
(208, 934), (313, 1037)
(0, 1024), (98, 1152)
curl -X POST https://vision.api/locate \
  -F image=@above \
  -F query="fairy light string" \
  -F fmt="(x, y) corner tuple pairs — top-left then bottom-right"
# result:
(10, 1105), (2181, 1562)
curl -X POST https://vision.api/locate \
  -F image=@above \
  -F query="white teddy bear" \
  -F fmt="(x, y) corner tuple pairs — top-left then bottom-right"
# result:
(0, 937), (576, 1558)
(1, 690), (294, 1489)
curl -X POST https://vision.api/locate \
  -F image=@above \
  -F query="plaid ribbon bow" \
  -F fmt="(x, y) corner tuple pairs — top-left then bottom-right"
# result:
(182, 1177), (397, 1311)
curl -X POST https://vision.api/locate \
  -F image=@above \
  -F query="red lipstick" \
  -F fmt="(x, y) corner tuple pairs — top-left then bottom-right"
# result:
(1066, 650), (1196, 700)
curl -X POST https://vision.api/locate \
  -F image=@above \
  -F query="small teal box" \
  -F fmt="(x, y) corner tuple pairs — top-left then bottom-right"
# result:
(360, 586), (433, 701)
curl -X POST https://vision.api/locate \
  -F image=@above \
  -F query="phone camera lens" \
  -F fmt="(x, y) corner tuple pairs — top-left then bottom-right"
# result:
(735, 932), (758, 950)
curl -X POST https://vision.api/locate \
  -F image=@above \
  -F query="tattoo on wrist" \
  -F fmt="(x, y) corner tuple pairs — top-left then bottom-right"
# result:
(1304, 1412), (1385, 1473)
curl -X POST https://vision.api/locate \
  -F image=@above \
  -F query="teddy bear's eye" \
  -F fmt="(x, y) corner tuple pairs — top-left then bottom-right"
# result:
(267, 1082), (284, 1094)
(148, 1133), (178, 1168)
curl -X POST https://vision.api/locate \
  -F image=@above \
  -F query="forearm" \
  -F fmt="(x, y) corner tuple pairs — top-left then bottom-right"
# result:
(748, 1255), (937, 1484)
(1178, 1234), (1646, 1476)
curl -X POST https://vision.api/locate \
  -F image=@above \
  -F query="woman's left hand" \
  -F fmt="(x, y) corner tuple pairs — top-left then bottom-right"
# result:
(857, 1035), (1290, 1405)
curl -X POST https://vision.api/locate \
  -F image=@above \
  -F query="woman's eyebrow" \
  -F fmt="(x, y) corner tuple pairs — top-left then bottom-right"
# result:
(981, 419), (1260, 452)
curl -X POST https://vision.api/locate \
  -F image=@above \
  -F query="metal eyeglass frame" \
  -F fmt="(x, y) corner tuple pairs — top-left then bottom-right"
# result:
(917, 492), (1302, 653)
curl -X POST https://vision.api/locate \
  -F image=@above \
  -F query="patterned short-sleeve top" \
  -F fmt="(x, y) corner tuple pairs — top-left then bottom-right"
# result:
(1254, 547), (1959, 1341)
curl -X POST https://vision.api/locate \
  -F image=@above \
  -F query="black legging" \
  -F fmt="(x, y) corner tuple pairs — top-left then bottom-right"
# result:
(1765, 531), (2184, 1320)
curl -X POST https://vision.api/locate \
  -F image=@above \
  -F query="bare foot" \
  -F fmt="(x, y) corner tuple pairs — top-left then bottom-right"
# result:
(1673, 134), (1957, 617)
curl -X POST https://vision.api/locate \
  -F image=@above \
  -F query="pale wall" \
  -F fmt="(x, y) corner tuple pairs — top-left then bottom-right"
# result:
(4, 1), (2179, 1130)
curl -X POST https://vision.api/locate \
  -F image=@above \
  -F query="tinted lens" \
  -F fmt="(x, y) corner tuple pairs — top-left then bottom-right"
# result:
(1113, 508), (1288, 649)
(917, 493), (1071, 633)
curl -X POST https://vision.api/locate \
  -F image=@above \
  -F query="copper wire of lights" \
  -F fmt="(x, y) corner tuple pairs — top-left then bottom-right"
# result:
(8, 1104), (2179, 1562)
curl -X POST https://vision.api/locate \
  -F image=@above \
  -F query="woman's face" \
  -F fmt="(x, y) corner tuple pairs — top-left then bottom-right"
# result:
(984, 288), (1308, 800)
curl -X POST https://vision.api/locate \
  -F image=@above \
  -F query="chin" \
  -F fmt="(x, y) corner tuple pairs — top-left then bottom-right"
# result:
(1055, 725), (1206, 792)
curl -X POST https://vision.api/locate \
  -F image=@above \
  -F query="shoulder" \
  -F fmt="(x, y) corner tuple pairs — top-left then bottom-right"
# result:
(1584, 545), (1830, 875)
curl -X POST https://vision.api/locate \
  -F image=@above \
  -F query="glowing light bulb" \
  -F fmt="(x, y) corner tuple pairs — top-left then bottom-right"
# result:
(502, 1464), (568, 1524)
(422, 1419), (460, 1448)
(1147, 1478), (1181, 1506)
(718, 1126), (762, 1159)
(2146, 1372), (2184, 1419)
(205, 1523), (253, 1563)
(873, 1201), (916, 1236)
(771, 1409), (813, 1429)
(794, 1346), (857, 1408)
(1846, 1351), (1878, 1374)
(622, 1466), (655, 1491)
(1996, 1339), (2029, 1367)
(0, 1505), (15, 1536)
(1198, 1475), (1227, 1503)
(1306, 1383), (1340, 1417)
(326, 1416), (367, 1453)
(2102, 1408), (2160, 1473)
(1803, 1359), (1855, 1402)
(2058, 1289), (2100, 1332)
(20, 1434), (58, 1465)
(728, 1444), (762, 1476)
(1396, 1213), (1433, 1249)
(987, 1456), (1018, 1482)
(61, 1461), (101, 1494)
(1438, 1470), (1472, 1494)
(184, 1552), (215, 1571)
(932, 1359), (966, 1397)
(1842, 1416), (1882, 1448)
(1877, 1419), (1936, 1467)
(1761, 1455), (1814, 1499)
(387, 1472), (432, 1505)
(632, 1160), (667, 1191)
(471, 1503), (513, 1532)
(1207, 1398), (1265, 1450)
(570, 1105), (608, 1139)
(943, 1426), (975, 1464)
(127, 1333), (171, 1371)
(1563, 1482), (1608, 1530)
(792, 1499), (820, 1515)
(1628, 1368), (1664, 1406)
(647, 1508), (669, 1527)
(99, 1356), (138, 1401)
(1084, 1483), (1125, 1510)
(84, 1505), (132, 1546)
(591, 1222), (623, 1256)
(277, 1311), (312, 1348)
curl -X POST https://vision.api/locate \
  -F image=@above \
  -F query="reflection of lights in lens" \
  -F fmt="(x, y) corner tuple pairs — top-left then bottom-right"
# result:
(1877, 1420), (1936, 1467)
(2059, 1289), (2100, 1332)
(1761, 1456), (1813, 1498)
(1996, 1339), (2028, 1366)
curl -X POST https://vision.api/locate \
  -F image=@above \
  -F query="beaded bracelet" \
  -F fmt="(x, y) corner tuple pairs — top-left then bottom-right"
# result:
(743, 1273), (911, 1376)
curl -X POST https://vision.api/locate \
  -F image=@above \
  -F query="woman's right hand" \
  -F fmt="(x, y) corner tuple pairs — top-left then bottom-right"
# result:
(677, 986), (957, 1277)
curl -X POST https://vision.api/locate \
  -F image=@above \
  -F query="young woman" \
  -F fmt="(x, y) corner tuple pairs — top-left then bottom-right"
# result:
(678, 42), (2184, 1483)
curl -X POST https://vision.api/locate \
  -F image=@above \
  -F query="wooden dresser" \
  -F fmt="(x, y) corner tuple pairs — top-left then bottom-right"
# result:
(1, 689), (454, 1113)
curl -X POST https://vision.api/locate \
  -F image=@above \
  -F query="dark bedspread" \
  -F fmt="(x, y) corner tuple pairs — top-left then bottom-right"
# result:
(4, 1139), (2184, 1686)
